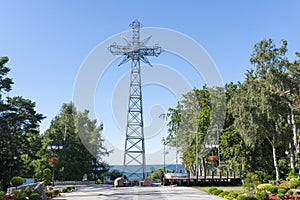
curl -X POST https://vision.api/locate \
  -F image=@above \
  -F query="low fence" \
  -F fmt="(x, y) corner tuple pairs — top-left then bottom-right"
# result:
(7, 182), (40, 194)
(54, 181), (94, 185)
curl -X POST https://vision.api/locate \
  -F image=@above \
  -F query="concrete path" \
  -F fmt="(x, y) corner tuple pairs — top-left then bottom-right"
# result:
(55, 184), (225, 200)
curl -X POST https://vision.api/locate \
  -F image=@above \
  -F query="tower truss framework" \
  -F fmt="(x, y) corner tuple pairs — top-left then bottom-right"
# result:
(108, 20), (162, 179)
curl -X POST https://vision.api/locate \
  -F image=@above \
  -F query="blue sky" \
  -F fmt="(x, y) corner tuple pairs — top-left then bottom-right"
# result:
(1, 1), (300, 164)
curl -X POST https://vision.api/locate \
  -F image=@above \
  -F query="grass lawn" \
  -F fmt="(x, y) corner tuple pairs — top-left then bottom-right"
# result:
(194, 186), (244, 193)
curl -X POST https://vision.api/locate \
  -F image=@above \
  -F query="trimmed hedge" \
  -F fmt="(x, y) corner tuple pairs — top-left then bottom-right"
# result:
(228, 191), (239, 199)
(290, 179), (300, 188)
(218, 191), (229, 198)
(236, 194), (249, 200)
(276, 193), (284, 199)
(29, 193), (41, 200)
(208, 187), (218, 194)
(211, 189), (223, 195)
(256, 191), (268, 200)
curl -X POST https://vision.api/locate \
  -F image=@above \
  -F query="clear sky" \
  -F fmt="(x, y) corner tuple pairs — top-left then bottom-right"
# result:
(1, 0), (299, 165)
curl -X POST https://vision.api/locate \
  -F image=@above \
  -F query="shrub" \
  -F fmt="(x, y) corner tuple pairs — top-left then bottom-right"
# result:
(277, 188), (286, 194)
(53, 189), (60, 195)
(29, 193), (40, 200)
(256, 191), (268, 200)
(45, 191), (53, 197)
(24, 186), (32, 196)
(257, 183), (272, 191)
(290, 179), (300, 188)
(228, 191), (238, 198)
(12, 189), (26, 199)
(287, 190), (293, 195)
(0, 191), (5, 200)
(208, 187), (218, 194)
(276, 193), (284, 199)
(218, 191), (229, 198)
(288, 169), (295, 177)
(265, 185), (277, 194)
(244, 172), (260, 192)
(67, 186), (72, 191)
(211, 189), (223, 195)
(61, 188), (68, 193)
(42, 168), (52, 186)
(236, 194), (249, 200)
(10, 176), (24, 188)
(96, 179), (102, 184)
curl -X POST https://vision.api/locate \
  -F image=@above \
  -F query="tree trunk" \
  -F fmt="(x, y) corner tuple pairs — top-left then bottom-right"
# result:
(272, 143), (280, 180)
(289, 143), (295, 170)
(288, 103), (298, 173)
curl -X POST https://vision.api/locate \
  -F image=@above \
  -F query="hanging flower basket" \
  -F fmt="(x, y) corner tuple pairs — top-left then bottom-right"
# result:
(49, 155), (59, 164)
(208, 155), (218, 161)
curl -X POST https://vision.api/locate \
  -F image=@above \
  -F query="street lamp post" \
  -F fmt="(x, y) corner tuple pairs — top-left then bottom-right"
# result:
(162, 137), (167, 172)
(9, 156), (17, 183)
(47, 143), (63, 186)
(195, 130), (198, 182)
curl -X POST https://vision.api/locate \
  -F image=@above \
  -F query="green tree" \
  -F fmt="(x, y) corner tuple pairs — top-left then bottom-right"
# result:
(39, 103), (108, 181)
(0, 56), (44, 191)
(165, 86), (226, 175)
(10, 176), (23, 189)
(229, 39), (290, 180)
(278, 51), (300, 173)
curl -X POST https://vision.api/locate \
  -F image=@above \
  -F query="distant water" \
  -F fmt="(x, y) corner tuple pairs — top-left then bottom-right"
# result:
(110, 164), (185, 179)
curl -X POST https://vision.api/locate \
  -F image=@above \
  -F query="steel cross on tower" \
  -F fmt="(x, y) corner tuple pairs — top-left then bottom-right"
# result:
(108, 20), (162, 179)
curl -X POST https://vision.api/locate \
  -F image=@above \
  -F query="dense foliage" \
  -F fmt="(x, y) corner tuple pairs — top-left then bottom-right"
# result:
(165, 39), (300, 181)
(0, 57), (109, 191)
(0, 57), (45, 191)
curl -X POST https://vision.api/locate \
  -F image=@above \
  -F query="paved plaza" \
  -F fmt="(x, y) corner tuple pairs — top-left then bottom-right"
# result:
(55, 184), (225, 200)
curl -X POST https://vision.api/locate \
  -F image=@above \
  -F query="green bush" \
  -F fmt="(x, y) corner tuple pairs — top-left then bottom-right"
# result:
(288, 169), (295, 177)
(244, 172), (260, 192)
(208, 187), (218, 194)
(12, 189), (26, 199)
(24, 186), (32, 196)
(42, 168), (52, 186)
(278, 186), (289, 190)
(277, 188), (286, 194)
(147, 168), (173, 180)
(276, 193), (284, 199)
(45, 191), (53, 197)
(287, 190), (293, 195)
(67, 186), (72, 191)
(256, 191), (268, 200)
(53, 189), (60, 195)
(96, 179), (102, 184)
(10, 176), (24, 188)
(228, 191), (238, 198)
(211, 189), (223, 195)
(265, 185), (277, 194)
(218, 191), (229, 197)
(0, 191), (5, 200)
(29, 193), (40, 200)
(290, 179), (300, 188)
(236, 194), (249, 200)
(61, 188), (68, 193)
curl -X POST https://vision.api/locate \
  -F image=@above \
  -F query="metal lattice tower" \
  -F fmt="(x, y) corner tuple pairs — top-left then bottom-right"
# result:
(108, 20), (162, 179)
